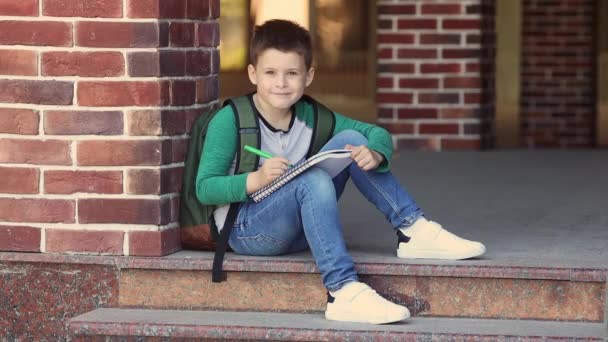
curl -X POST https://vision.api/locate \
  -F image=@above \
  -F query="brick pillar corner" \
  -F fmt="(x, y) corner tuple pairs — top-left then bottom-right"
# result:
(0, 0), (221, 257)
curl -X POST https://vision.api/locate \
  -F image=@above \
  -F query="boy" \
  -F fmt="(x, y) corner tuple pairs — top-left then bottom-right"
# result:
(196, 19), (485, 324)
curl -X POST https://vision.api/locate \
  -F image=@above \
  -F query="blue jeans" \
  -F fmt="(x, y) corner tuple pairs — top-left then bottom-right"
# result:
(228, 130), (424, 291)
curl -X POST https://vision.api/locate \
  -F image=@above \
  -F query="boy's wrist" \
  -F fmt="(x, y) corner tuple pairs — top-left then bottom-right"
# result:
(371, 150), (384, 163)
(245, 171), (263, 194)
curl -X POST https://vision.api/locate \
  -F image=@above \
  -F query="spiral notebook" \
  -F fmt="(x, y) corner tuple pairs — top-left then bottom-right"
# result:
(250, 149), (353, 202)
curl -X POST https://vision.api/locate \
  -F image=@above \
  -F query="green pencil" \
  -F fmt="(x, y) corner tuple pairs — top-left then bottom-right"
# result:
(244, 145), (293, 167)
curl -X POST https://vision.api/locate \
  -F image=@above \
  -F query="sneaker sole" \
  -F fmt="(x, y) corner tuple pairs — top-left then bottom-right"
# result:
(325, 309), (410, 325)
(397, 245), (486, 260)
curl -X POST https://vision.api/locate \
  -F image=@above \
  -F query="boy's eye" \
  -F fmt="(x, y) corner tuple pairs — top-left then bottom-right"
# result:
(288, 71), (298, 76)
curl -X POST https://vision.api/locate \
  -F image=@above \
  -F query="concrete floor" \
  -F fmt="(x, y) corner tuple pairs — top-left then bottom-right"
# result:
(335, 150), (608, 269)
(176, 150), (608, 270)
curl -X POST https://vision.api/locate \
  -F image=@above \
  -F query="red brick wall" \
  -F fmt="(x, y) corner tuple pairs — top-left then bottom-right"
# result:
(521, 0), (595, 147)
(0, 0), (220, 256)
(376, 0), (495, 151)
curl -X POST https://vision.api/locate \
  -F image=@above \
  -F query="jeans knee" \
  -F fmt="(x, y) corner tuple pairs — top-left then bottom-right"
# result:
(296, 168), (336, 201)
(333, 130), (368, 147)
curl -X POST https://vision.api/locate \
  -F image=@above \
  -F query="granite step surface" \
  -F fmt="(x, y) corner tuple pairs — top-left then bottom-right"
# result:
(116, 251), (607, 322)
(2, 251), (606, 323)
(69, 308), (606, 341)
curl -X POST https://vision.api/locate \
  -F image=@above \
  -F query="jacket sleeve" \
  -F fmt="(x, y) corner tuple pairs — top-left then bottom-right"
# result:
(332, 112), (393, 172)
(195, 107), (250, 205)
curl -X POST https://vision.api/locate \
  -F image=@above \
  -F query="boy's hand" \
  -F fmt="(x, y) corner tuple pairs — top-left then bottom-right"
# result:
(344, 144), (384, 171)
(246, 157), (290, 193)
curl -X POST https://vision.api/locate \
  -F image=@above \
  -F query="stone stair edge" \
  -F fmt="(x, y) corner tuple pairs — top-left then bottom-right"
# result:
(1, 251), (607, 282)
(68, 308), (607, 341)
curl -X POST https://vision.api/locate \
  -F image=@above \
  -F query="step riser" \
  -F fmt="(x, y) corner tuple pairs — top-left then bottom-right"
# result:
(67, 308), (608, 342)
(70, 332), (605, 342)
(119, 269), (605, 322)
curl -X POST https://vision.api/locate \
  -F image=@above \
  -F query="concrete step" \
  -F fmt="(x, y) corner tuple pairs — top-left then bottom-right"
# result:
(69, 308), (606, 341)
(116, 251), (607, 322)
(2, 250), (606, 324)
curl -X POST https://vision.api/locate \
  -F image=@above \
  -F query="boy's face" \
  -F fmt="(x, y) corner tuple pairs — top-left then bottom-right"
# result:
(248, 48), (314, 113)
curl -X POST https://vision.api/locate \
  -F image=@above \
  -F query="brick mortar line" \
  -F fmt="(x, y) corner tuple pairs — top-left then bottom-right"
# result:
(0, 163), (185, 170)
(377, 44), (483, 49)
(0, 103), (210, 111)
(37, 105), (45, 135)
(380, 74), (482, 78)
(379, 47), (482, 51)
(375, 104), (479, 109)
(377, 84), (481, 88)
(383, 55), (482, 63)
(1, 75), (214, 81)
(40, 227), (46, 252)
(392, 133), (480, 139)
(72, 78), (78, 107)
(123, 230), (130, 255)
(69, 139), (76, 166)
(378, 30), (482, 35)
(36, 43), (42, 76)
(0, 46), (215, 52)
(380, 89), (482, 93)
(0, 134), (190, 141)
(379, 64), (481, 70)
(1, 222), (173, 232)
(390, 136), (397, 148)
(0, 193), (174, 200)
(378, 118), (481, 123)
(377, 15), (482, 20)
(74, 192), (79, 224)
(378, 104), (479, 108)
(7, 103), (213, 110)
(381, 99), (479, 105)
(0, 196), (179, 202)
(121, 51), (127, 77)
(123, 168), (130, 197)
(0, 16), (213, 23)
(381, 29), (480, 33)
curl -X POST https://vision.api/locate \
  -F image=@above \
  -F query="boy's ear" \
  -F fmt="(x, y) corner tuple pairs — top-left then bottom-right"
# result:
(305, 67), (315, 87)
(247, 64), (258, 85)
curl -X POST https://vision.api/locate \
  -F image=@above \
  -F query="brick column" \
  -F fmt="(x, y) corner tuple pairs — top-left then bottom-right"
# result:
(376, 0), (495, 151)
(0, 0), (220, 256)
(521, 0), (595, 147)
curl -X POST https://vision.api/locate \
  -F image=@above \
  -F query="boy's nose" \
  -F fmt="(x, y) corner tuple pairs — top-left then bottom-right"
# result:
(275, 76), (287, 87)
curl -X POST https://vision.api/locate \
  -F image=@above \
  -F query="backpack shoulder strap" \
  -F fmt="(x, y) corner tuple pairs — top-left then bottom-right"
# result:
(303, 95), (336, 157)
(212, 95), (259, 283)
(223, 95), (260, 174)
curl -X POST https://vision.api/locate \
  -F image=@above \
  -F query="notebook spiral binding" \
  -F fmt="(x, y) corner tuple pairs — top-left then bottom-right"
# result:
(251, 159), (311, 202)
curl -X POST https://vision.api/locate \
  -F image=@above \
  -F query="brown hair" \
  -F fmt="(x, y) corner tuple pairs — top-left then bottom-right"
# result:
(249, 19), (313, 69)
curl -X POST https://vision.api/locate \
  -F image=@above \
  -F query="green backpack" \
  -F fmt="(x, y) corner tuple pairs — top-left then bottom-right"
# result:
(179, 94), (335, 282)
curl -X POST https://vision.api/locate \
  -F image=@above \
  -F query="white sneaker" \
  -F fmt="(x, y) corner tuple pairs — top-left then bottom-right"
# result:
(325, 282), (410, 324)
(397, 219), (486, 260)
